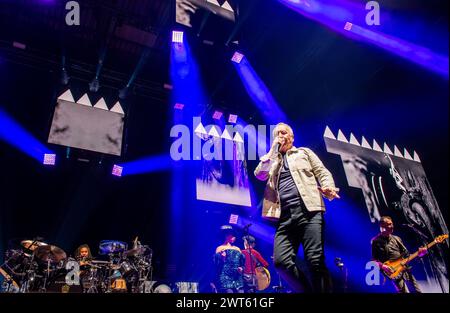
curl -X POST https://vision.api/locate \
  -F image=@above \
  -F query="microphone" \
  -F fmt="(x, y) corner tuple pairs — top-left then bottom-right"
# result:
(335, 257), (344, 268)
(243, 223), (252, 230)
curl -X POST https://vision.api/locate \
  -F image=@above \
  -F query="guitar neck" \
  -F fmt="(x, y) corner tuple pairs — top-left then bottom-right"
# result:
(405, 240), (439, 264)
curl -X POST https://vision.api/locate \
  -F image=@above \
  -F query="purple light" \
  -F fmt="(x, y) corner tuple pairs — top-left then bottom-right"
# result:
(212, 111), (223, 120)
(12, 41), (26, 50)
(228, 114), (238, 124)
(43, 153), (56, 165)
(229, 214), (239, 225)
(233, 57), (288, 123)
(172, 31), (184, 44)
(231, 52), (245, 64)
(279, 0), (449, 78)
(112, 164), (123, 177)
(174, 103), (184, 110)
(344, 22), (449, 78)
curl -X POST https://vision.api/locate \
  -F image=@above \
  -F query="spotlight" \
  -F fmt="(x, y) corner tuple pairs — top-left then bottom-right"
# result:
(119, 87), (128, 100)
(174, 103), (184, 110)
(12, 41), (26, 50)
(231, 52), (244, 64)
(89, 78), (100, 92)
(344, 22), (353, 31)
(43, 153), (56, 165)
(172, 31), (184, 44)
(212, 111), (223, 120)
(229, 214), (239, 225)
(61, 69), (70, 85)
(228, 114), (238, 124)
(112, 164), (123, 177)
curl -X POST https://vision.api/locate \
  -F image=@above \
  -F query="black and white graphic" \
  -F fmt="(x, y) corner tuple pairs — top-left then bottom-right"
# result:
(324, 126), (449, 293)
(196, 130), (251, 207)
(48, 90), (125, 156)
(176, 0), (237, 27)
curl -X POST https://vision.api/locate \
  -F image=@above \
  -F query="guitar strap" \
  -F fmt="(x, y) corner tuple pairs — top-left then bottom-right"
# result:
(392, 236), (409, 257)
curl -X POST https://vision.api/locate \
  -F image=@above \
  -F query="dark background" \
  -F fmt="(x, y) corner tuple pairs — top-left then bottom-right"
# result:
(0, 0), (448, 292)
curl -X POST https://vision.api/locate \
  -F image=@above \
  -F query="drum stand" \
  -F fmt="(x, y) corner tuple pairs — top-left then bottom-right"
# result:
(83, 265), (100, 293)
(104, 253), (116, 293)
(39, 259), (51, 293)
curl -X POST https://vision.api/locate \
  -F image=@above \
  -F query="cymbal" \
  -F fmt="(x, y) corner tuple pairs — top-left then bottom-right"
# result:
(123, 246), (150, 257)
(99, 240), (127, 255)
(34, 245), (67, 263)
(21, 240), (48, 252)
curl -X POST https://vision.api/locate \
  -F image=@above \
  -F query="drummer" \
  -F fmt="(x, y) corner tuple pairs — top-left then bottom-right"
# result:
(75, 244), (92, 262)
(75, 244), (93, 268)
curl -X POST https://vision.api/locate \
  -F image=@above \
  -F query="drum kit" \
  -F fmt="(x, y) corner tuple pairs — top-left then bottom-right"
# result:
(0, 237), (161, 293)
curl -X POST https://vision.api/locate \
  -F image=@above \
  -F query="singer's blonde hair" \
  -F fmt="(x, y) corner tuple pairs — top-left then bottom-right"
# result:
(272, 122), (294, 139)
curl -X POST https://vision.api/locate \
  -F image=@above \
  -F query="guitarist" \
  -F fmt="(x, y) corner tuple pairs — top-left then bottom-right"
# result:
(371, 216), (427, 293)
(241, 236), (269, 293)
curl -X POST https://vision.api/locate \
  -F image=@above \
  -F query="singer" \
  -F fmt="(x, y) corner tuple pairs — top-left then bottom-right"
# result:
(254, 122), (340, 293)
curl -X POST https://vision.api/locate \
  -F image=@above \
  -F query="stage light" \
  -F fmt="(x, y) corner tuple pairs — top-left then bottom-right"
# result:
(228, 114), (238, 124)
(12, 41), (26, 50)
(232, 56), (288, 123)
(43, 153), (56, 165)
(112, 164), (123, 177)
(0, 108), (55, 163)
(344, 22), (353, 31)
(61, 68), (70, 85)
(231, 52), (244, 64)
(119, 87), (128, 100)
(212, 110), (223, 120)
(118, 155), (172, 176)
(174, 103), (185, 110)
(229, 214), (239, 225)
(89, 78), (100, 92)
(172, 31), (184, 44)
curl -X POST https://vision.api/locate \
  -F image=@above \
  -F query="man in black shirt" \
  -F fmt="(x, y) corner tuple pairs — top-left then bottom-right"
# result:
(371, 216), (427, 293)
(255, 123), (340, 292)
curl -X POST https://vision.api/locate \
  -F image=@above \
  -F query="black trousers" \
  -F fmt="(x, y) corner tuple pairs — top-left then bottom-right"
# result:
(273, 205), (332, 293)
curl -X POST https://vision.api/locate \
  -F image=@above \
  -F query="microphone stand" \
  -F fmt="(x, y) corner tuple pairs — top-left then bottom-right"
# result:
(335, 258), (348, 293)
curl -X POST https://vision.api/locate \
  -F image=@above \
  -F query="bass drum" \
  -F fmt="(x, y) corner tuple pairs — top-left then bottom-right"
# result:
(110, 278), (127, 293)
(255, 266), (271, 291)
(141, 280), (173, 293)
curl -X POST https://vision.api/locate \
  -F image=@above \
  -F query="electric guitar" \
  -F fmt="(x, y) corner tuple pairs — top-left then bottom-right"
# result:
(382, 234), (448, 280)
